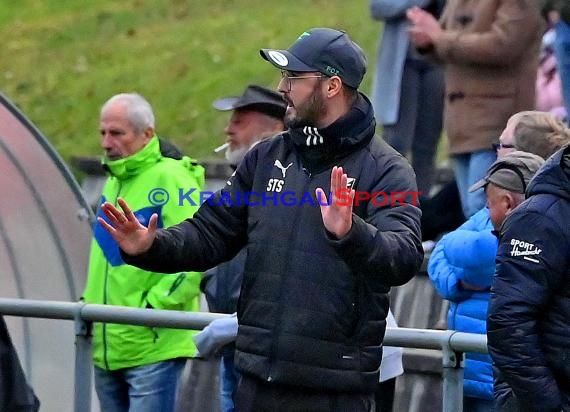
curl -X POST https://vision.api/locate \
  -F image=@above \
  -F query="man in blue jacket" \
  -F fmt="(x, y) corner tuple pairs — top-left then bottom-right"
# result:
(428, 151), (544, 411)
(97, 28), (423, 411)
(488, 145), (570, 412)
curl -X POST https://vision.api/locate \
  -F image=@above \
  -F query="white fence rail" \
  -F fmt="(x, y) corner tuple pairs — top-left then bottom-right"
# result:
(0, 297), (488, 412)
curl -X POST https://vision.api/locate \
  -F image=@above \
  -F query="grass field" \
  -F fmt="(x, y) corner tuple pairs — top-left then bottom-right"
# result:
(0, 0), (382, 169)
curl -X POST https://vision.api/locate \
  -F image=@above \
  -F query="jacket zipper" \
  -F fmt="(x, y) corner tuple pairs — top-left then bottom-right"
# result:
(267, 167), (310, 382)
(168, 273), (186, 295)
(102, 180), (122, 370)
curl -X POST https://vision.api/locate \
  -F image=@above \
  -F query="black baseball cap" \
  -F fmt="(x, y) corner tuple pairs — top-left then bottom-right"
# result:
(212, 85), (287, 119)
(260, 28), (367, 89)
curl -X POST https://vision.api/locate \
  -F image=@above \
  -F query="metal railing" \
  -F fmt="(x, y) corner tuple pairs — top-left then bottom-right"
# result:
(0, 297), (488, 412)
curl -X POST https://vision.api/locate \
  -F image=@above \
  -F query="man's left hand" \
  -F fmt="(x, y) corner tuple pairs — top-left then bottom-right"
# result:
(316, 166), (354, 239)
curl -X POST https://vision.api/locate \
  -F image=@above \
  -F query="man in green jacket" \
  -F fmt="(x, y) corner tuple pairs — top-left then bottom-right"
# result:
(82, 93), (204, 412)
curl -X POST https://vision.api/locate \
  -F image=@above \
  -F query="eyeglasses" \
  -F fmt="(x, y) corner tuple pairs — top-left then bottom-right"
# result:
(492, 142), (516, 151)
(280, 70), (325, 92)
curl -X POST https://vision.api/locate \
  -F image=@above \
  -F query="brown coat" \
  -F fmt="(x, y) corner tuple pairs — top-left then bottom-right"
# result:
(432, 0), (544, 154)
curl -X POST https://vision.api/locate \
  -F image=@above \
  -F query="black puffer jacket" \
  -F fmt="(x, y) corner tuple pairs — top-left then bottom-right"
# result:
(125, 94), (423, 393)
(487, 146), (570, 412)
(0, 316), (40, 412)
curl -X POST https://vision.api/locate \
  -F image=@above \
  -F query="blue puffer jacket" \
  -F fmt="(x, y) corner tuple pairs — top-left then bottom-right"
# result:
(428, 208), (497, 400)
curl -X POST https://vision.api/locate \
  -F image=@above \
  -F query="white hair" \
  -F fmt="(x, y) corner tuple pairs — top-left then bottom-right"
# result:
(101, 93), (155, 133)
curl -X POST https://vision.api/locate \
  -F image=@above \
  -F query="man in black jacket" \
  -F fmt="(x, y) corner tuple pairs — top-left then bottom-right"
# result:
(98, 27), (423, 412)
(199, 84), (287, 412)
(0, 316), (40, 412)
(487, 145), (570, 412)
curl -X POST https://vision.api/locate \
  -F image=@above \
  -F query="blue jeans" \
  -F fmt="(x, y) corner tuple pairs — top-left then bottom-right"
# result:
(94, 358), (186, 412)
(452, 150), (497, 218)
(555, 19), (570, 121)
(220, 352), (241, 412)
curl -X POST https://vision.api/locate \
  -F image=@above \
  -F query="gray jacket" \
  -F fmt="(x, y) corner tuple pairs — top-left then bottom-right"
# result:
(370, 0), (444, 125)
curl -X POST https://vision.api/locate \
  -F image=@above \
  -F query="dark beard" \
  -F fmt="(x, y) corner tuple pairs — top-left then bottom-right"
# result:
(285, 82), (326, 129)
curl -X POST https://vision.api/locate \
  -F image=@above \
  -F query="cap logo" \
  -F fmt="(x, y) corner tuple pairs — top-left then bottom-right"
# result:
(297, 32), (311, 40)
(267, 51), (288, 67)
(324, 66), (339, 76)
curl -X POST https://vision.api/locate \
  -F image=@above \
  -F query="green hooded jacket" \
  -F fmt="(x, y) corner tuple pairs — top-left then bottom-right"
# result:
(82, 136), (205, 370)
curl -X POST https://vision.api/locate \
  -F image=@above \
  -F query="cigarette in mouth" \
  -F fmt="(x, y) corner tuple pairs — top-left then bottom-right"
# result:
(214, 142), (229, 153)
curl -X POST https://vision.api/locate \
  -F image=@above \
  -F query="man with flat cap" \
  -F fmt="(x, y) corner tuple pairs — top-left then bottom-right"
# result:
(195, 84), (286, 412)
(469, 151), (545, 231)
(212, 84), (286, 167)
(97, 27), (423, 411)
(488, 145), (570, 412)
(429, 150), (544, 411)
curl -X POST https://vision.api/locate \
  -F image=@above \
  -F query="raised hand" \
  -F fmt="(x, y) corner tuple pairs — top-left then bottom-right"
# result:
(98, 198), (158, 256)
(407, 6), (442, 48)
(315, 166), (354, 239)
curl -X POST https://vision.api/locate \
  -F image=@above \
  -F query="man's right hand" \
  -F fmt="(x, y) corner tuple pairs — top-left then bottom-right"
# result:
(98, 198), (157, 256)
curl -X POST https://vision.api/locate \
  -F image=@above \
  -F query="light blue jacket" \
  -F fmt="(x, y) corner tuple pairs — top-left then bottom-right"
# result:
(428, 207), (497, 400)
(369, 0), (432, 125)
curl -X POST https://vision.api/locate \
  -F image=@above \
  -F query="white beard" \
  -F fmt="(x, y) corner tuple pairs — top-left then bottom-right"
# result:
(225, 146), (249, 167)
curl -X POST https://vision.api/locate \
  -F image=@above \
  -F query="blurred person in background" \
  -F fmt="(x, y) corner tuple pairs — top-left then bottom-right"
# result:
(369, 0), (446, 196)
(497, 110), (570, 161)
(196, 84), (286, 412)
(407, 0), (544, 218)
(535, 26), (567, 121)
(543, 0), (570, 123)
(212, 85), (287, 168)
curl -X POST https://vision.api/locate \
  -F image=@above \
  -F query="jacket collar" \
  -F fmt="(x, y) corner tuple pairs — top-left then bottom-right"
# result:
(103, 135), (161, 180)
(287, 93), (376, 173)
(526, 144), (570, 202)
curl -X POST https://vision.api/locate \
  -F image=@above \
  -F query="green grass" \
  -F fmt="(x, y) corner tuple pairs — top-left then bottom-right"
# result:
(0, 0), (381, 169)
